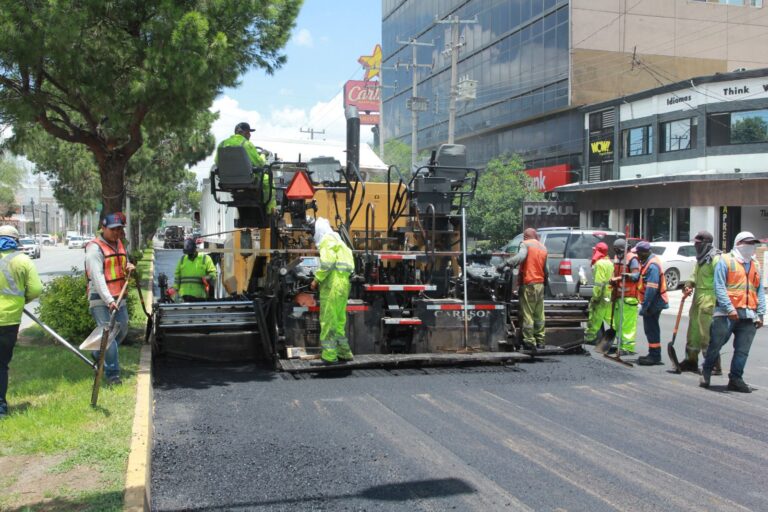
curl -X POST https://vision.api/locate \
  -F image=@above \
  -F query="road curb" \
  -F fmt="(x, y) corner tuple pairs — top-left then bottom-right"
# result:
(123, 337), (153, 511)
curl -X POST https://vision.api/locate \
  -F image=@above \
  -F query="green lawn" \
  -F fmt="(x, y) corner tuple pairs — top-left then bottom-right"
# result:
(0, 248), (153, 511)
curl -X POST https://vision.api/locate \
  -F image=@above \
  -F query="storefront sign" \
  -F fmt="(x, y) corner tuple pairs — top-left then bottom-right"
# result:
(344, 80), (380, 112)
(360, 113), (380, 125)
(523, 201), (579, 229)
(525, 164), (572, 192)
(590, 140), (611, 155)
(358, 44), (381, 81)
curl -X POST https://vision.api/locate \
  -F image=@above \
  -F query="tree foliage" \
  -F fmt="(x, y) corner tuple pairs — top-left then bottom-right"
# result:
(731, 115), (768, 145)
(467, 154), (543, 247)
(0, 0), (302, 214)
(0, 156), (26, 218)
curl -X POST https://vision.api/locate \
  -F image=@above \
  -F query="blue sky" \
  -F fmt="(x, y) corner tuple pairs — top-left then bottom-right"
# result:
(192, 0), (382, 178)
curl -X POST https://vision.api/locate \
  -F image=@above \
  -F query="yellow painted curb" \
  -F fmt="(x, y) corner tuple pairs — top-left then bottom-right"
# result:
(123, 344), (152, 511)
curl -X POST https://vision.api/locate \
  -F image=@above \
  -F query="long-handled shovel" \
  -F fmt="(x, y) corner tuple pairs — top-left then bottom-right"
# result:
(91, 272), (132, 407)
(133, 272), (153, 344)
(667, 294), (688, 374)
(603, 272), (633, 368)
(22, 309), (96, 370)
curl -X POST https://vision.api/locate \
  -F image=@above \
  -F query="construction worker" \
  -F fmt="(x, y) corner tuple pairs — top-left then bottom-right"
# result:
(171, 238), (217, 302)
(217, 122), (275, 213)
(700, 231), (765, 393)
(635, 241), (669, 366)
(609, 239), (641, 355)
(85, 213), (135, 385)
(500, 228), (548, 350)
(310, 218), (355, 364)
(585, 242), (613, 345)
(0, 225), (43, 419)
(680, 231), (721, 374)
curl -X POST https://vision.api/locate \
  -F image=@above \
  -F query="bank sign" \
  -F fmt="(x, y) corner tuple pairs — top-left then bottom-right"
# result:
(523, 201), (579, 229)
(525, 164), (572, 192)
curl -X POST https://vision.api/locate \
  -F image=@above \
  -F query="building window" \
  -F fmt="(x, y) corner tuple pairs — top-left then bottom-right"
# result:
(691, 0), (762, 6)
(675, 208), (690, 242)
(661, 118), (697, 152)
(622, 125), (653, 157)
(645, 208), (670, 242)
(708, 109), (768, 146)
(592, 210), (610, 229)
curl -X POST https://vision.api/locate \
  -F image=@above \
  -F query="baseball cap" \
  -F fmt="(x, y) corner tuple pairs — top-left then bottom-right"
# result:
(235, 122), (255, 133)
(635, 241), (651, 252)
(102, 212), (126, 229)
(734, 231), (758, 245)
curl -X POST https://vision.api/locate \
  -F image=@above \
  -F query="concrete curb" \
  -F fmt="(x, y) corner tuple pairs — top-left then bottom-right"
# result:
(124, 251), (154, 512)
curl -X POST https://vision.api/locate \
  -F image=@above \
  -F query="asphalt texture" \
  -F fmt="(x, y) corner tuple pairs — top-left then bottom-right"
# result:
(151, 248), (768, 511)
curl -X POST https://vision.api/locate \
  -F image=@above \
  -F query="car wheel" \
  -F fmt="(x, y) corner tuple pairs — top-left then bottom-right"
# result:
(665, 268), (680, 290)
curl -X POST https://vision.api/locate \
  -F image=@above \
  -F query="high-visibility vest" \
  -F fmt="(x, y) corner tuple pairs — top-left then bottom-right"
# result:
(86, 237), (127, 297)
(614, 253), (641, 299)
(722, 253), (762, 310)
(520, 239), (547, 285)
(640, 254), (668, 304)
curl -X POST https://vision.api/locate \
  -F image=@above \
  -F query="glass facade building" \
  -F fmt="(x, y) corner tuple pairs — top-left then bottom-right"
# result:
(382, 0), (577, 170)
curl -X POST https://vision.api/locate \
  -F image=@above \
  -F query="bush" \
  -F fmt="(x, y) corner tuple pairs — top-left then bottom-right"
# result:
(37, 269), (140, 342)
(37, 270), (95, 341)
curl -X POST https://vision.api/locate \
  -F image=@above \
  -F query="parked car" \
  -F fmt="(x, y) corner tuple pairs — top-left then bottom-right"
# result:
(499, 227), (626, 297)
(18, 237), (41, 259)
(67, 235), (86, 249)
(35, 233), (55, 246)
(649, 242), (697, 290)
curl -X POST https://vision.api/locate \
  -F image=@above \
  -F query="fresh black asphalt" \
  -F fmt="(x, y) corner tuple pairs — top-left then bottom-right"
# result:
(151, 249), (768, 511)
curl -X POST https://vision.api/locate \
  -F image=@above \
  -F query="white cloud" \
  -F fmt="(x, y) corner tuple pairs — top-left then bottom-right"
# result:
(294, 28), (313, 48)
(190, 93), (374, 181)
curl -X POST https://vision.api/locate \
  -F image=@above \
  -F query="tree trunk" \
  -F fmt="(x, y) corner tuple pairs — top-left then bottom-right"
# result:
(98, 155), (127, 218)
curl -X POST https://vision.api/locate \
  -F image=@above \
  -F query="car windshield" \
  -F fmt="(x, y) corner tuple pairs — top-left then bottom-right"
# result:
(650, 246), (666, 255)
(20, 239), (33, 246)
(565, 232), (622, 259)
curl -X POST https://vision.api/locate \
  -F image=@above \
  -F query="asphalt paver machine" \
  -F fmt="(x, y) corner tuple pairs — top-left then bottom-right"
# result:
(151, 108), (588, 372)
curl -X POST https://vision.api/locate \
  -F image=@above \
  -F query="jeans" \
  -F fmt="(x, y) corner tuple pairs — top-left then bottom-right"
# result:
(90, 304), (129, 379)
(0, 324), (20, 410)
(704, 316), (757, 381)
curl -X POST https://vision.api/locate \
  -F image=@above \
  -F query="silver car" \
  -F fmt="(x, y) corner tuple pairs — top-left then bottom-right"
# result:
(501, 227), (626, 297)
(18, 238), (41, 259)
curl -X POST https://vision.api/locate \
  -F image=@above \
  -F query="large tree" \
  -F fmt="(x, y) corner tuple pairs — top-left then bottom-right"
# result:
(0, 0), (301, 214)
(0, 156), (26, 218)
(467, 154), (544, 247)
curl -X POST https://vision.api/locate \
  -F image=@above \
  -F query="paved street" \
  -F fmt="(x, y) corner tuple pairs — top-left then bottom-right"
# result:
(150, 249), (768, 512)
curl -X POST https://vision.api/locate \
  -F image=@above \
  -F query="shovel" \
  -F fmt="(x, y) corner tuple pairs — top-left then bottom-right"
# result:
(667, 293), (688, 374)
(91, 271), (132, 407)
(133, 272), (153, 345)
(23, 309), (96, 370)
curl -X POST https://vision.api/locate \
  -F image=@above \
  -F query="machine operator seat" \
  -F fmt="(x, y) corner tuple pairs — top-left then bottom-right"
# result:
(432, 144), (468, 184)
(216, 145), (259, 190)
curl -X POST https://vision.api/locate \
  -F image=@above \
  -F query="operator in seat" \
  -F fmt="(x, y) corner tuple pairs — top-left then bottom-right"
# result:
(216, 122), (275, 213)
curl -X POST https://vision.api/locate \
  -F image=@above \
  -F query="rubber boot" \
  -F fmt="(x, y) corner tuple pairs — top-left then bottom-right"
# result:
(638, 350), (662, 366)
(336, 340), (354, 362)
(679, 359), (700, 374)
(712, 355), (723, 376)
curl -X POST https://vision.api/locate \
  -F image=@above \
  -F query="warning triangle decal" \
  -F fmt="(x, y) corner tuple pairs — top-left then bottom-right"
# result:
(286, 170), (316, 199)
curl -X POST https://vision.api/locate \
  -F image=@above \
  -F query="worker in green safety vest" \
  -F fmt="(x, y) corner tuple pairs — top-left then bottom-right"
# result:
(216, 121), (275, 214)
(172, 239), (217, 302)
(585, 242), (613, 344)
(310, 218), (355, 364)
(681, 230), (722, 374)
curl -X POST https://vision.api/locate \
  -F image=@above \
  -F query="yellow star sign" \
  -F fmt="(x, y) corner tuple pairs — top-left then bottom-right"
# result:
(358, 44), (382, 81)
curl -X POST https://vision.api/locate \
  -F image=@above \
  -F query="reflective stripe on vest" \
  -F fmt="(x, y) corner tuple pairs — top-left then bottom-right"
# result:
(0, 251), (24, 297)
(640, 255), (668, 304)
(521, 239), (547, 285)
(86, 238), (127, 297)
(615, 253), (640, 299)
(722, 254), (761, 310)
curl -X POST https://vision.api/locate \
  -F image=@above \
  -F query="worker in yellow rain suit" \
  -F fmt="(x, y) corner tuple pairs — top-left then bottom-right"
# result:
(585, 242), (613, 344)
(310, 218), (355, 364)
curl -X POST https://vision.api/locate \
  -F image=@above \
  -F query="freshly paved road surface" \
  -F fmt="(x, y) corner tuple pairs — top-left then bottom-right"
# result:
(151, 248), (768, 511)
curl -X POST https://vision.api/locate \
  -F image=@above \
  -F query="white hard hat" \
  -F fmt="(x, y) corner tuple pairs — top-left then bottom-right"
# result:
(0, 225), (20, 239)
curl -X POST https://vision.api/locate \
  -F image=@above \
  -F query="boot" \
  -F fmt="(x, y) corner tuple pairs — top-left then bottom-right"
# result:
(712, 356), (723, 376)
(727, 378), (752, 393)
(679, 359), (700, 374)
(699, 366), (711, 388)
(638, 352), (662, 366)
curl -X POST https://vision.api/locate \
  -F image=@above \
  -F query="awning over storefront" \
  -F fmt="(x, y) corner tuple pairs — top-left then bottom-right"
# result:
(554, 172), (768, 210)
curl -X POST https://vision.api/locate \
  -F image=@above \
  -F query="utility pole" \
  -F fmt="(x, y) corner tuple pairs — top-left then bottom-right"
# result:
(363, 80), (397, 159)
(396, 37), (433, 171)
(299, 127), (325, 140)
(437, 15), (477, 144)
